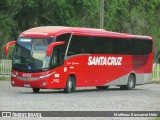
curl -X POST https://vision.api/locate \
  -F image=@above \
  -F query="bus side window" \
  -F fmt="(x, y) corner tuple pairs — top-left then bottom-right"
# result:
(145, 40), (152, 54)
(67, 35), (85, 56)
(85, 36), (98, 54)
(121, 39), (131, 55)
(99, 37), (112, 54)
(112, 38), (119, 54)
(56, 33), (71, 57)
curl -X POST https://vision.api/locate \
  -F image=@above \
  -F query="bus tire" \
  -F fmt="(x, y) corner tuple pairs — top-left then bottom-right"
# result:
(32, 88), (40, 93)
(120, 74), (135, 90)
(96, 86), (109, 90)
(64, 76), (76, 93)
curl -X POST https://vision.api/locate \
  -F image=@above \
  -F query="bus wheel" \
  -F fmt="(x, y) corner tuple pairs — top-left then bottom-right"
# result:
(64, 76), (76, 93)
(32, 88), (40, 93)
(120, 74), (135, 90)
(96, 86), (109, 90)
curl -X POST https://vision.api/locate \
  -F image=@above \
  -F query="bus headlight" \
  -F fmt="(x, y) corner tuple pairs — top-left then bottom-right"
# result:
(39, 75), (50, 79)
(11, 73), (16, 77)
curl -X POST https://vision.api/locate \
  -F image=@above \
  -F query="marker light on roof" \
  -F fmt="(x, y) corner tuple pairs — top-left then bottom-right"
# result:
(20, 39), (31, 42)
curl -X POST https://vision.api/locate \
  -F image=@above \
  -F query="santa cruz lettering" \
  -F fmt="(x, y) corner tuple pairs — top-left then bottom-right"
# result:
(88, 56), (122, 66)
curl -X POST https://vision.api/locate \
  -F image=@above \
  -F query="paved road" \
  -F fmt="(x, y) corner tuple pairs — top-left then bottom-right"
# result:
(0, 81), (160, 120)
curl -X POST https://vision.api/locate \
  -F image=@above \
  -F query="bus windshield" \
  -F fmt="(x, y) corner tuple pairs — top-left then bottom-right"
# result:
(12, 38), (54, 72)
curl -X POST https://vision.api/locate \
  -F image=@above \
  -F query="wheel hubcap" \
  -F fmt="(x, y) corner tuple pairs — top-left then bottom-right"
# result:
(129, 77), (134, 88)
(68, 80), (72, 90)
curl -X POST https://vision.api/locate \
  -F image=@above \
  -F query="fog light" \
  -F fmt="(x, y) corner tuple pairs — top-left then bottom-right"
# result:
(41, 82), (47, 86)
(11, 81), (15, 85)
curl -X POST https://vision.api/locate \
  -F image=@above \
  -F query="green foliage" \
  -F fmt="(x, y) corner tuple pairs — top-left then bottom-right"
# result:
(0, 76), (10, 81)
(0, 0), (160, 60)
(155, 117), (160, 120)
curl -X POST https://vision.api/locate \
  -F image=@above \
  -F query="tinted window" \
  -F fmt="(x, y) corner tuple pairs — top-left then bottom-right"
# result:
(67, 36), (85, 56)
(98, 38), (152, 55)
(56, 33), (70, 53)
(67, 36), (99, 56)
(133, 39), (152, 55)
(120, 39), (131, 54)
(67, 35), (152, 56)
(85, 36), (98, 54)
(99, 37), (112, 54)
(112, 38), (121, 54)
(145, 40), (152, 54)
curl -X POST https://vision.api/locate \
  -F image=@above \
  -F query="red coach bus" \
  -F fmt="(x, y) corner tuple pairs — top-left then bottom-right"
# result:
(4, 26), (153, 93)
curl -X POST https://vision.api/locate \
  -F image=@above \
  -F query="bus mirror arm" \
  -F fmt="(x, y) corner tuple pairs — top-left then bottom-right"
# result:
(4, 41), (17, 55)
(46, 41), (65, 56)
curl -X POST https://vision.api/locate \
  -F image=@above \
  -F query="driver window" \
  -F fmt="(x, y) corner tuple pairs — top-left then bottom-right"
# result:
(51, 46), (64, 68)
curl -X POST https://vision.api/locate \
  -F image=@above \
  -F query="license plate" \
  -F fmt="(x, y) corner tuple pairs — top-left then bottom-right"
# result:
(24, 84), (30, 87)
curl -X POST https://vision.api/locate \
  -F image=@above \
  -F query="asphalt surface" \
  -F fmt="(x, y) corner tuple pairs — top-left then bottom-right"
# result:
(0, 81), (160, 120)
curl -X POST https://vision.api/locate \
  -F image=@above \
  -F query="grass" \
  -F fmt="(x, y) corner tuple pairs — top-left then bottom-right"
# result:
(152, 64), (160, 83)
(154, 81), (160, 84)
(0, 76), (10, 81)
(155, 117), (160, 120)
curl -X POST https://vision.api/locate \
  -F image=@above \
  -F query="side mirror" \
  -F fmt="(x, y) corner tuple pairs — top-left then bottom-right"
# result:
(4, 41), (17, 55)
(46, 41), (65, 56)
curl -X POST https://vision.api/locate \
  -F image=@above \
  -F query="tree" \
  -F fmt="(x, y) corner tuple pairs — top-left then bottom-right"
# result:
(0, 0), (160, 62)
